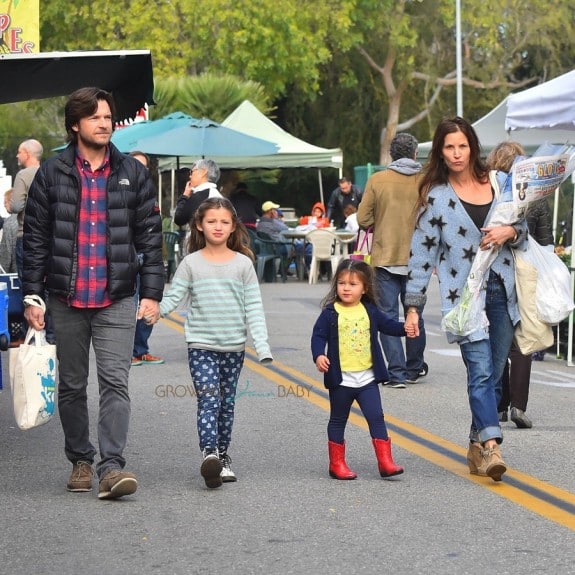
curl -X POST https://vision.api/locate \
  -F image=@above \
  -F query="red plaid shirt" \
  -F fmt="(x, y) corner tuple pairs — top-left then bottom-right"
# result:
(70, 152), (112, 308)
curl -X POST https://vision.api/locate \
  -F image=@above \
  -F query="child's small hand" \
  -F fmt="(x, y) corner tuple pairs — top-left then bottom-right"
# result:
(315, 355), (330, 373)
(404, 314), (420, 338)
(404, 324), (417, 338)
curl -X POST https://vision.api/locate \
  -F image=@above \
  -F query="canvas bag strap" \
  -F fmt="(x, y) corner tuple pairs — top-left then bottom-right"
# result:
(357, 228), (372, 252)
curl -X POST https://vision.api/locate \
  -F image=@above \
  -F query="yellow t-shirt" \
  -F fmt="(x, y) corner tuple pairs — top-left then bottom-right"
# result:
(334, 302), (373, 372)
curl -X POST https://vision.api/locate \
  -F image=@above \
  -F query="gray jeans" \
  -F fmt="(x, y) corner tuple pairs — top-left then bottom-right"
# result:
(50, 297), (136, 478)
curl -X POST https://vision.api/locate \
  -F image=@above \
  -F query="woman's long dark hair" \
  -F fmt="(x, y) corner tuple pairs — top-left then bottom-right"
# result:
(188, 197), (254, 261)
(416, 116), (488, 217)
(321, 259), (377, 308)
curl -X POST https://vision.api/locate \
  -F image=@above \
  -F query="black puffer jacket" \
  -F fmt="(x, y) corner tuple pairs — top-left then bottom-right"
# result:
(23, 143), (164, 302)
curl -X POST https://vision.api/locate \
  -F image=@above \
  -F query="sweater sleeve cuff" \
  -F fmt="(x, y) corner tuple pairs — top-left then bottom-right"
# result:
(404, 293), (427, 309)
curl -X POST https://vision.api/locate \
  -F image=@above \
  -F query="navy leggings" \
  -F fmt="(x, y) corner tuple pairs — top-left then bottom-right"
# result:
(327, 381), (388, 443)
(188, 349), (245, 453)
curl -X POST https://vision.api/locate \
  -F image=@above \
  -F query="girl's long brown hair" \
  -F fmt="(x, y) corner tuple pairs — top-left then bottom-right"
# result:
(321, 259), (377, 308)
(188, 197), (254, 261)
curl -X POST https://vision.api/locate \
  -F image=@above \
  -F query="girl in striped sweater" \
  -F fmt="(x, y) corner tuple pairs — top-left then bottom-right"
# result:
(160, 197), (273, 489)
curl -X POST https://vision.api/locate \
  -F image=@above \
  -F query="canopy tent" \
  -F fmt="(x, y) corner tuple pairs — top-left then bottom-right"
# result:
(502, 70), (575, 366)
(133, 116), (278, 158)
(156, 100), (343, 205)
(222, 100), (343, 169)
(418, 97), (574, 158)
(112, 111), (278, 157)
(156, 100), (343, 170)
(0, 50), (154, 121)
(506, 70), (575, 132)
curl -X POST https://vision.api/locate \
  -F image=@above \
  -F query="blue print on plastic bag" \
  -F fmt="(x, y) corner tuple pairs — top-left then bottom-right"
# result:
(39, 357), (56, 418)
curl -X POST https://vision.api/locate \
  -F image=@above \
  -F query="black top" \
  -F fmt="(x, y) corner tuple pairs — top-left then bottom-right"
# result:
(173, 189), (211, 227)
(230, 190), (262, 226)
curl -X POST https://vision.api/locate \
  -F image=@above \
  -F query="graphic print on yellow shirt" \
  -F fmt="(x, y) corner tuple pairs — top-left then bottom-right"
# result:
(334, 302), (373, 372)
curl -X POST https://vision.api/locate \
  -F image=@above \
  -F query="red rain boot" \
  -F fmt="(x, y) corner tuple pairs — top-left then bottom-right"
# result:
(372, 438), (404, 477)
(328, 441), (357, 480)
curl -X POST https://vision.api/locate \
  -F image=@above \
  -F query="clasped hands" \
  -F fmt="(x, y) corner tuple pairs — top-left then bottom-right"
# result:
(404, 322), (417, 338)
(138, 298), (161, 325)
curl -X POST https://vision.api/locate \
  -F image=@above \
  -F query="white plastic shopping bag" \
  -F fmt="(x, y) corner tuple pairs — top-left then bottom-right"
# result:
(514, 237), (574, 325)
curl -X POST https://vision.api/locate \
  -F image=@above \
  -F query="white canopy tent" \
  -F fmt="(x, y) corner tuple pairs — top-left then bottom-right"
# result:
(506, 70), (575, 132)
(504, 70), (575, 366)
(418, 96), (574, 158)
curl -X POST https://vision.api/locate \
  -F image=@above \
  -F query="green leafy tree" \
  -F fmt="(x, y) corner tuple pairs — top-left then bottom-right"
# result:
(29, 0), (575, 177)
(348, 0), (575, 163)
(152, 74), (271, 122)
(39, 0), (355, 97)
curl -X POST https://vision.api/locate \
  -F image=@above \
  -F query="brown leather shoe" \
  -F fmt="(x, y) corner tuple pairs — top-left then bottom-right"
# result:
(478, 444), (507, 482)
(66, 461), (94, 492)
(466, 443), (486, 476)
(98, 470), (138, 500)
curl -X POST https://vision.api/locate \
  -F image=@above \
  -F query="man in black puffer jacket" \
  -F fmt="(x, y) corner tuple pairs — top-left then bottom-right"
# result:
(23, 87), (164, 500)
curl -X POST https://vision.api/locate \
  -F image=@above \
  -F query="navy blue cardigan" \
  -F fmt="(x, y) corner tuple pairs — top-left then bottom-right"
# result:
(311, 301), (406, 389)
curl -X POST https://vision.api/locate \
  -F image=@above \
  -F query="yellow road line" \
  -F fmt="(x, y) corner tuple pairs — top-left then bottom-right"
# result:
(163, 315), (575, 531)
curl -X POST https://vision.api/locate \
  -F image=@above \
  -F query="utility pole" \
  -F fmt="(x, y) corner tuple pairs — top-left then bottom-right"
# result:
(455, 0), (463, 116)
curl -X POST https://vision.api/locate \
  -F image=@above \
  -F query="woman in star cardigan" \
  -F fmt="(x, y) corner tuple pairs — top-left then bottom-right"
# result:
(404, 117), (526, 483)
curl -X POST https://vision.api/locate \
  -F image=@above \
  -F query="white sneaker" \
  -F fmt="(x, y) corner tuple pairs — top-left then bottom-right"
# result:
(220, 453), (237, 483)
(201, 449), (223, 489)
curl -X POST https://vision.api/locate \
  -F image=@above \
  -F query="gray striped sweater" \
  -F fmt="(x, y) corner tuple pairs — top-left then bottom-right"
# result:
(160, 251), (272, 362)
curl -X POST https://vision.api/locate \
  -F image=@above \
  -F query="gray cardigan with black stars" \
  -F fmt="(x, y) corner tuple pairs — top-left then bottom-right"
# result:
(405, 171), (527, 343)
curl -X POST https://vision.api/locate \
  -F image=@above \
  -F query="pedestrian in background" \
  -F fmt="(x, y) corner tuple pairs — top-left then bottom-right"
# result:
(158, 197), (272, 489)
(357, 132), (427, 388)
(9, 138), (43, 279)
(173, 159), (222, 228)
(326, 177), (362, 229)
(486, 141), (554, 429)
(129, 150), (165, 367)
(0, 189), (18, 273)
(311, 259), (415, 481)
(229, 181), (262, 229)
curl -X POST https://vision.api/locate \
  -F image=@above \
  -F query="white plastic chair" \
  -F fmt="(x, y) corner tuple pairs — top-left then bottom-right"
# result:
(305, 229), (342, 284)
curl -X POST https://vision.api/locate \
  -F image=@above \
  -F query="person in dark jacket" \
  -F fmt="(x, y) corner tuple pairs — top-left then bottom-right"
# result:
(326, 177), (362, 228)
(311, 259), (416, 481)
(173, 159), (222, 228)
(23, 87), (164, 500)
(229, 181), (262, 229)
(487, 141), (554, 429)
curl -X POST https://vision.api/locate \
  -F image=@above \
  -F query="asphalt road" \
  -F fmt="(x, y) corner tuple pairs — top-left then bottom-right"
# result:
(1, 276), (574, 575)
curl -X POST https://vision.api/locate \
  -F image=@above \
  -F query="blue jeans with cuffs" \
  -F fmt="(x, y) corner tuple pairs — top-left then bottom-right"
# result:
(459, 272), (514, 444)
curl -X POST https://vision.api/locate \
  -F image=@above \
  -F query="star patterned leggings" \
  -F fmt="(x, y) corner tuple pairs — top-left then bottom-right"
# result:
(188, 348), (245, 453)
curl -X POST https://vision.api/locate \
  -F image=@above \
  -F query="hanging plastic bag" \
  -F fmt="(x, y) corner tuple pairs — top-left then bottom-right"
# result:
(513, 238), (574, 325)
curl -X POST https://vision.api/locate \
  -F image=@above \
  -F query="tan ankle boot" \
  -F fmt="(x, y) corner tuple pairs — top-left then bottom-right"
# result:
(466, 443), (486, 476)
(478, 444), (506, 482)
